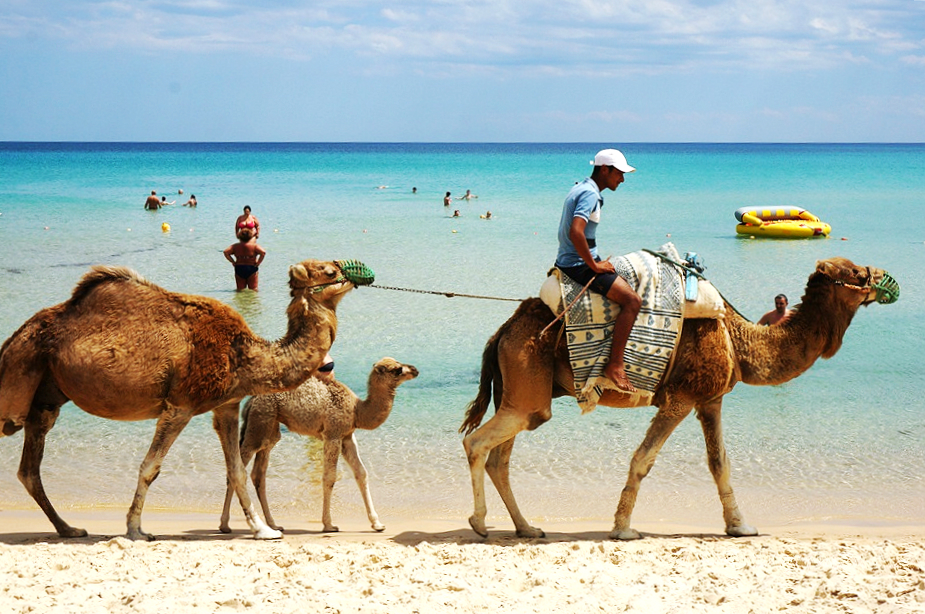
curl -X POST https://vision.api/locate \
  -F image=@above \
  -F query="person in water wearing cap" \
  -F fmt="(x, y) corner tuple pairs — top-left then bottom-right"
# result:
(555, 148), (641, 393)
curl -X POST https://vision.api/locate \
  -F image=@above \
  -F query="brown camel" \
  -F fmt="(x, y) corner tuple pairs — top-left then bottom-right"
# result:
(219, 357), (419, 534)
(0, 259), (365, 540)
(461, 257), (899, 540)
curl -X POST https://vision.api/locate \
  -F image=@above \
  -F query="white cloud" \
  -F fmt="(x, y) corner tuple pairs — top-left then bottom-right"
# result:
(0, 0), (923, 69)
(1, 1), (923, 75)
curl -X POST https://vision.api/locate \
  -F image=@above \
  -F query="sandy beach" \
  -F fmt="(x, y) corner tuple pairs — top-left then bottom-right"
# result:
(1, 510), (922, 613)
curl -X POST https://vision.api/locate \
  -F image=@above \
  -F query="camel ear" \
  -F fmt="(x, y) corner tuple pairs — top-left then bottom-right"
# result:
(816, 260), (839, 278)
(289, 264), (308, 283)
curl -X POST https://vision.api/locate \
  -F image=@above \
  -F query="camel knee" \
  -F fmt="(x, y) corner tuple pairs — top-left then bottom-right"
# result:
(352, 463), (369, 482)
(463, 434), (488, 467)
(462, 432), (476, 457)
(322, 463), (339, 489)
(250, 468), (264, 490)
(628, 452), (657, 482)
(17, 469), (37, 492)
(323, 475), (337, 492)
(707, 450), (729, 477)
(485, 442), (512, 476)
(139, 468), (161, 488)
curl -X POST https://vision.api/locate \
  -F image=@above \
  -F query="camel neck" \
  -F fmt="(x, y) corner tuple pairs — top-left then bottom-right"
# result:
(355, 379), (398, 430)
(235, 295), (337, 396)
(729, 281), (856, 387)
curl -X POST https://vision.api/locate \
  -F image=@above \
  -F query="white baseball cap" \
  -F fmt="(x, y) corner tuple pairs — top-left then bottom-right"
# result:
(591, 149), (635, 173)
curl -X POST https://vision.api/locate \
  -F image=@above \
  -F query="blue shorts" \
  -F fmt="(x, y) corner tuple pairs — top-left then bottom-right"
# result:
(556, 261), (618, 297)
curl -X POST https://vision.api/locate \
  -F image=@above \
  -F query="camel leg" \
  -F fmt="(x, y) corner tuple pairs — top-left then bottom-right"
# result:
(251, 448), (283, 531)
(485, 437), (543, 538)
(218, 432), (268, 533)
(126, 406), (193, 541)
(249, 419), (283, 531)
(212, 403), (281, 540)
(697, 399), (757, 537)
(220, 404), (283, 533)
(341, 433), (384, 532)
(320, 437), (342, 532)
(219, 474), (237, 533)
(18, 404), (87, 538)
(463, 409), (535, 538)
(611, 402), (692, 540)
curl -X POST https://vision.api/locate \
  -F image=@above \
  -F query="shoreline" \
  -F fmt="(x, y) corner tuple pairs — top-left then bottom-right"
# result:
(3, 508), (924, 544)
(1, 510), (923, 613)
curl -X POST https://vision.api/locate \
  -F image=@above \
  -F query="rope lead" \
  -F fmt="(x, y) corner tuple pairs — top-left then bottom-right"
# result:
(368, 284), (525, 302)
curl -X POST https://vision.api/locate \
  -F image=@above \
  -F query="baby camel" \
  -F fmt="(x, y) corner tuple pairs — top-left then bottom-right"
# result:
(220, 357), (418, 533)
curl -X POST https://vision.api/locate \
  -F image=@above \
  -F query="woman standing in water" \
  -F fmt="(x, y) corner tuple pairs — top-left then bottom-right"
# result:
(235, 205), (260, 239)
(223, 227), (266, 291)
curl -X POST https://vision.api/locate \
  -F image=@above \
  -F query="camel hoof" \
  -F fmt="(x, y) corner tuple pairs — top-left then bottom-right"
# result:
(322, 525), (340, 533)
(57, 526), (88, 538)
(218, 524), (231, 534)
(468, 515), (488, 538)
(726, 523), (758, 537)
(254, 526), (283, 540)
(609, 527), (642, 541)
(126, 529), (156, 542)
(515, 526), (545, 539)
(372, 523), (385, 532)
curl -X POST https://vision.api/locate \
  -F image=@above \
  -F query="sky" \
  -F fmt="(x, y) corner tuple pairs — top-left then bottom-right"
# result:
(1, 0), (924, 142)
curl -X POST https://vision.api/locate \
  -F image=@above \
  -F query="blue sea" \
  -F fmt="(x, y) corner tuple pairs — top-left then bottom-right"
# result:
(1, 142), (923, 534)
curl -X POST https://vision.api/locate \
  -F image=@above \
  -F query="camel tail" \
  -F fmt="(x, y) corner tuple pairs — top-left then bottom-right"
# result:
(459, 328), (503, 436)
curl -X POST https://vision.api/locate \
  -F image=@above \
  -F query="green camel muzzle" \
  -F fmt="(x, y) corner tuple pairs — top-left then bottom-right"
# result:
(334, 259), (376, 286)
(873, 272), (900, 304)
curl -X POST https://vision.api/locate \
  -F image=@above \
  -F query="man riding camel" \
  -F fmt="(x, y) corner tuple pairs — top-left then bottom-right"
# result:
(555, 148), (641, 393)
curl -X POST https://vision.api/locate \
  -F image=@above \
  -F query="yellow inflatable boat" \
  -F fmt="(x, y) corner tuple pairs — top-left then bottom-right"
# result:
(734, 206), (831, 238)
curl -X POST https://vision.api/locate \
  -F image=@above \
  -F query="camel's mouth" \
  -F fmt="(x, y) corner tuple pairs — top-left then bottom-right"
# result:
(845, 268), (900, 306)
(299, 260), (375, 295)
(308, 277), (351, 294)
(872, 271), (900, 304)
(334, 259), (376, 286)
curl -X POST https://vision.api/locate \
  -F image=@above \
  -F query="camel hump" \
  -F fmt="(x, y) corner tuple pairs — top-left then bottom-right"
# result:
(69, 266), (156, 304)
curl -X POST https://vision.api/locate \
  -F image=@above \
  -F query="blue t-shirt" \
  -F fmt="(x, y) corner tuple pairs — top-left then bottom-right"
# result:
(555, 178), (602, 268)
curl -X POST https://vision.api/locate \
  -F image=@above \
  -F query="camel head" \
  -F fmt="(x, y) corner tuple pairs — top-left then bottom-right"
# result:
(370, 357), (420, 386)
(287, 259), (374, 310)
(353, 357), (418, 430)
(814, 257), (900, 307)
(804, 257), (900, 358)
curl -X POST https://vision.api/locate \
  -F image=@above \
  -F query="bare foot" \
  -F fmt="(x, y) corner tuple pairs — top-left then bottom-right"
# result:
(603, 364), (637, 393)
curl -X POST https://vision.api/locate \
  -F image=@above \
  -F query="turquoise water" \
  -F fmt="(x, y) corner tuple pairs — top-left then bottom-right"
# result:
(0, 143), (923, 533)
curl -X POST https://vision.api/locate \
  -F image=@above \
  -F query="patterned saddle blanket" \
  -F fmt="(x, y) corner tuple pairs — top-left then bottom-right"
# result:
(540, 243), (723, 413)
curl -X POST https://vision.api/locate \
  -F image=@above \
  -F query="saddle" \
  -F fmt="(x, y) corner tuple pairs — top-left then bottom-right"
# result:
(539, 243), (725, 413)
